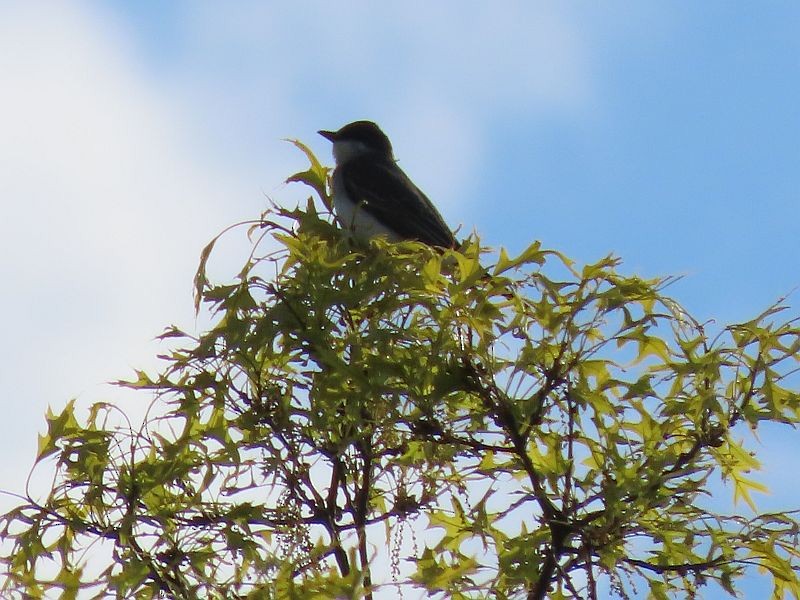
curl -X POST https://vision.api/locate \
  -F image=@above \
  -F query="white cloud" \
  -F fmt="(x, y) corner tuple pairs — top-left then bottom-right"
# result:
(186, 3), (592, 113)
(0, 3), (270, 499)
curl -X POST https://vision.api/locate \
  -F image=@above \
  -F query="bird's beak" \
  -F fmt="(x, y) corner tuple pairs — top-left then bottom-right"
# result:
(318, 129), (337, 142)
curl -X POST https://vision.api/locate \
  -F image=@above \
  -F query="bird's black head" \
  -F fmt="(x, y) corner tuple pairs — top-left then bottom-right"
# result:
(318, 120), (394, 160)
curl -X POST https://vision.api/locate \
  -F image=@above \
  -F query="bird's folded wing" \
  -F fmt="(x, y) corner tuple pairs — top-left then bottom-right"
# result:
(340, 157), (456, 248)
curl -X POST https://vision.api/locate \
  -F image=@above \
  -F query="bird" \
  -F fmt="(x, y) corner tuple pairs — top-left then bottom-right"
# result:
(318, 121), (457, 249)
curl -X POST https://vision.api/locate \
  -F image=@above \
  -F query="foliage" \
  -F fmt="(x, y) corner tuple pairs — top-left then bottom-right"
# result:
(2, 145), (800, 599)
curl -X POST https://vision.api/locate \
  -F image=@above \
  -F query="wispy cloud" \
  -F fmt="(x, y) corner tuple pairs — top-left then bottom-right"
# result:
(0, 3), (265, 495)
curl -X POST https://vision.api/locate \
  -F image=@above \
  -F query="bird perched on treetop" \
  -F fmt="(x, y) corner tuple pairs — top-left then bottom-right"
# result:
(318, 121), (457, 249)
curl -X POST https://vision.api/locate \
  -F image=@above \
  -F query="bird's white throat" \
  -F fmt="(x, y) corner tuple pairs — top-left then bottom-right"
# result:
(332, 139), (374, 165)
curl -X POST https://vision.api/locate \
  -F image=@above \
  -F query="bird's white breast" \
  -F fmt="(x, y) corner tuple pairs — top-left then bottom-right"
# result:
(331, 170), (401, 242)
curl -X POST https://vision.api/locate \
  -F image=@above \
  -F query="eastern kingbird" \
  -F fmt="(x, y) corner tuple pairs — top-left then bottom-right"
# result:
(318, 121), (457, 249)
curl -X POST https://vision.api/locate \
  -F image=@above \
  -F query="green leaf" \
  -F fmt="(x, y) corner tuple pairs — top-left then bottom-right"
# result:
(36, 399), (78, 461)
(285, 139), (332, 211)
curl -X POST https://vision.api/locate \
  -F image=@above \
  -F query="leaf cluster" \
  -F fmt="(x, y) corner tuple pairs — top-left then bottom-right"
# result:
(2, 147), (800, 599)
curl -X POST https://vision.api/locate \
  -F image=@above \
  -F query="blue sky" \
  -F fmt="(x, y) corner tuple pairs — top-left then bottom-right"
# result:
(1, 2), (798, 597)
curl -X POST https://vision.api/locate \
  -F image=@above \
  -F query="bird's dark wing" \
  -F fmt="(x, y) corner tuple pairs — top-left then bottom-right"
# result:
(340, 157), (457, 248)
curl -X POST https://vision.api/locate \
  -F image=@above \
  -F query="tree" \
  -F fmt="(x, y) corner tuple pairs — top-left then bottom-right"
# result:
(2, 144), (800, 600)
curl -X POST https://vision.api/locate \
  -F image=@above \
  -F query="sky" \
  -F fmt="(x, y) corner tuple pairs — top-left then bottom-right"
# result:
(1, 1), (799, 597)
